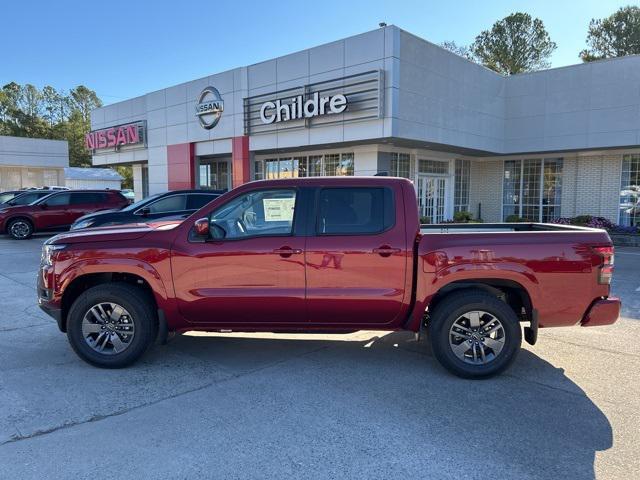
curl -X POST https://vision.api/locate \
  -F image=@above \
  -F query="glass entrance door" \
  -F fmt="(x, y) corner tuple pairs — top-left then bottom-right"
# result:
(199, 158), (230, 191)
(417, 175), (447, 223)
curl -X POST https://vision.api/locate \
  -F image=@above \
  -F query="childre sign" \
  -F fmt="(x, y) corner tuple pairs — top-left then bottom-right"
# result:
(260, 92), (347, 124)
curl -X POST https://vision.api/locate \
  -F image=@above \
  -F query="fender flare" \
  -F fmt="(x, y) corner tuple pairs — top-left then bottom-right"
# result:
(406, 264), (541, 332)
(58, 258), (171, 308)
(2, 214), (36, 233)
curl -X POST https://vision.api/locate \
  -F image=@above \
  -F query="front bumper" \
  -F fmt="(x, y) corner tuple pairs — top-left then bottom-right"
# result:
(38, 301), (65, 332)
(580, 297), (621, 327)
(37, 266), (66, 332)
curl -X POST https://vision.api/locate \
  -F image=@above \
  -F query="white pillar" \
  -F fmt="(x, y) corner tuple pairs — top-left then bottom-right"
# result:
(353, 146), (380, 176)
(132, 164), (144, 202)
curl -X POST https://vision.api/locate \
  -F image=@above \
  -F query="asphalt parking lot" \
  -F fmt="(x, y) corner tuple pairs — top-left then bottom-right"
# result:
(0, 235), (638, 479)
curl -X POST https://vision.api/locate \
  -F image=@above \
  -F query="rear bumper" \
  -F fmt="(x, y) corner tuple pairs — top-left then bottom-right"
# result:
(580, 297), (621, 327)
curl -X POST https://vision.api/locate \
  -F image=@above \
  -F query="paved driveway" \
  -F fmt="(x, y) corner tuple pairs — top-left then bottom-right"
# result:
(0, 235), (638, 479)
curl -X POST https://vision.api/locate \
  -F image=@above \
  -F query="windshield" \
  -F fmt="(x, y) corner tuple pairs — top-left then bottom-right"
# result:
(9, 192), (47, 206)
(121, 192), (165, 211)
(0, 192), (18, 204)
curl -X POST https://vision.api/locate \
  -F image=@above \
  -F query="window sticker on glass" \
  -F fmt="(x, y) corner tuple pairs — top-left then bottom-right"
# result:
(263, 198), (295, 222)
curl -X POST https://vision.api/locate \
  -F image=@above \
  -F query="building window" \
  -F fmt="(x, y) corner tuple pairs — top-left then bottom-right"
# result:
(338, 153), (354, 176)
(199, 160), (230, 191)
(255, 153), (354, 179)
(454, 159), (470, 213)
(419, 159), (448, 175)
(254, 159), (264, 180)
(502, 158), (563, 222)
(390, 153), (411, 178)
(620, 154), (640, 226)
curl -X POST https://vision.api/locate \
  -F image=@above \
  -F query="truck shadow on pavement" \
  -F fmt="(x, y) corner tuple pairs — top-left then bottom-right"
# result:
(144, 330), (613, 480)
(0, 326), (613, 479)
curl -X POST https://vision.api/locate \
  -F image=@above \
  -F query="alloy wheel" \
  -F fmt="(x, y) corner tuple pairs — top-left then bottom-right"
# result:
(82, 302), (136, 355)
(9, 221), (31, 239)
(448, 310), (505, 365)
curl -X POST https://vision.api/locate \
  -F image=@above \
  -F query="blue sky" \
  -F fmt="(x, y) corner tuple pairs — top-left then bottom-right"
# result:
(2, 0), (631, 104)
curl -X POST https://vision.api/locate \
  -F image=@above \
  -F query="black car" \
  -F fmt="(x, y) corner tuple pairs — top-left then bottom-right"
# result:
(1, 190), (53, 206)
(70, 189), (224, 230)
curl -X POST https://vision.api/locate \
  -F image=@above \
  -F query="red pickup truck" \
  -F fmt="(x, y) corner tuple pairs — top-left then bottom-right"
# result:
(37, 177), (620, 378)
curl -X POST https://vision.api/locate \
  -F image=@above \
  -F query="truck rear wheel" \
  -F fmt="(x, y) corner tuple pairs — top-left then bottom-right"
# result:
(428, 289), (522, 379)
(66, 283), (157, 368)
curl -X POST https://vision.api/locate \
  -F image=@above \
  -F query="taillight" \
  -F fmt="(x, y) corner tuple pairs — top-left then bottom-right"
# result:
(592, 246), (614, 285)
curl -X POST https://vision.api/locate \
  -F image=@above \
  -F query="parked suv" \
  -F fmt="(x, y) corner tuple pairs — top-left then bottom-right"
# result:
(70, 189), (224, 230)
(0, 190), (128, 239)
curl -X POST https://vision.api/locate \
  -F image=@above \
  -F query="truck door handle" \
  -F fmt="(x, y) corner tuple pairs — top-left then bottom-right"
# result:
(273, 247), (302, 257)
(373, 246), (401, 257)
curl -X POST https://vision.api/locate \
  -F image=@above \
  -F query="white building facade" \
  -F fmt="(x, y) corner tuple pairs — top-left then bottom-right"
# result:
(89, 25), (640, 225)
(64, 167), (122, 190)
(0, 136), (68, 190)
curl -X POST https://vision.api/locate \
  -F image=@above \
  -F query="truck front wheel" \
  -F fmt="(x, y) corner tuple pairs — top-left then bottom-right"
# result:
(66, 283), (158, 368)
(429, 290), (522, 379)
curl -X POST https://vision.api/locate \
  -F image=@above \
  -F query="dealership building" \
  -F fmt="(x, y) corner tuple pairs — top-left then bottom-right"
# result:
(88, 25), (640, 225)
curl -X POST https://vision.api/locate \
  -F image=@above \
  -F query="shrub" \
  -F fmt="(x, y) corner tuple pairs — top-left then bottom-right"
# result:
(453, 211), (473, 223)
(420, 216), (431, 224)
(552, 215), (638, 234)
(570, 215), (593, 226)
(505, 215), (526, 223)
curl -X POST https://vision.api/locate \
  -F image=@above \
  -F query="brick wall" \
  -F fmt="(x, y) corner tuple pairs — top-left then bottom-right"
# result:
(562, 154), (621, 222)
(470, 154), (623, 224)
(469, 160), (503, 222)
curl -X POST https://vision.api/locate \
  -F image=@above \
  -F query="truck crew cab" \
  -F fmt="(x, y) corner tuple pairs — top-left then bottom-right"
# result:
(37, 177), (620, 378)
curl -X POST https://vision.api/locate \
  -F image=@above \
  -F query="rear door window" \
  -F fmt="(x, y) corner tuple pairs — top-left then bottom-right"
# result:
(146, 194), (188, 214)
(317, 187), (394, 235)
(187, 194), (217, 210)
(70, 192), (105, 204)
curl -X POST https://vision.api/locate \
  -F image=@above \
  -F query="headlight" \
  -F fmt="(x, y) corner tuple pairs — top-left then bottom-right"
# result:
(71, 219), (95, 230)
(41, 244), (66, 267)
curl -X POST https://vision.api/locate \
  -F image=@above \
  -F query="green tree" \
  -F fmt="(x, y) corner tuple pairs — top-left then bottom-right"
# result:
(440, 41), (474, 60)
(116, 166), (134, 189)
(69, 85), (102, 123)
(0, 82), (103, 167)
(65, 110), (93, 167)
(580, 6), (640, 61)
(470, 12), (557, 75)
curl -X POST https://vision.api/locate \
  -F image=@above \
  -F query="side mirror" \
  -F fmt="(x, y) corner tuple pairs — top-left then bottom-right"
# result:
(139, 206), (150, 216)
(40, 203), (48, 209)
(193, 217), (210, 237)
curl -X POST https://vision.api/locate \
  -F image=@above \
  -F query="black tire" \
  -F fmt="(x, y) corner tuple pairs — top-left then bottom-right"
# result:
(66, 283), (158, 368)
(7, 217), (33, 240)
(428, 289), (522, 379)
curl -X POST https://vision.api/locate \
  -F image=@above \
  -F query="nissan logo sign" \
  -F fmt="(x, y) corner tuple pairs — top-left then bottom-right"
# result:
(196, 86), (224, 129)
